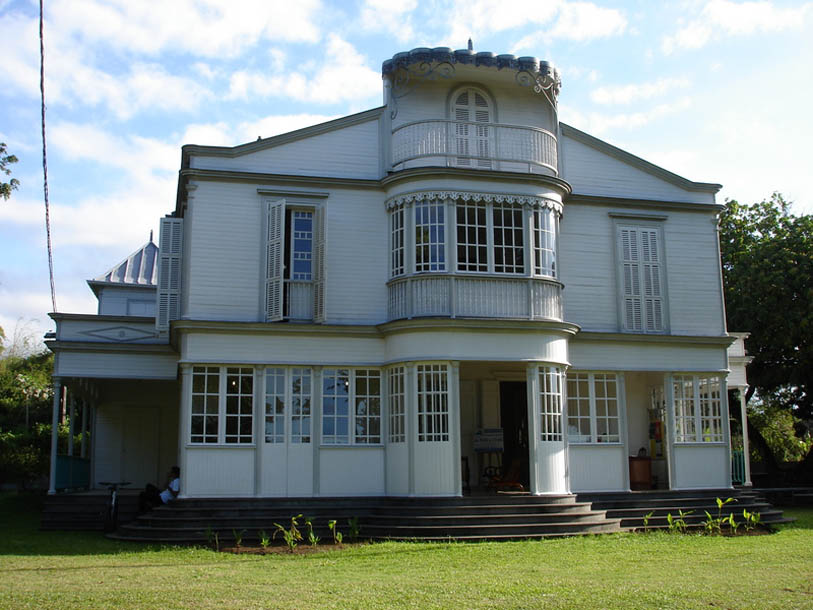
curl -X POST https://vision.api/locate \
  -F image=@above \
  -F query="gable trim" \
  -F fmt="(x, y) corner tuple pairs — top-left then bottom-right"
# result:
(560, 123), (722, 194)
(567, 194), (724, 213)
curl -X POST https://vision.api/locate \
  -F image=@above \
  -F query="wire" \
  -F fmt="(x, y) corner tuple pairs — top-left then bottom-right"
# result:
(40, 0), (57, 313)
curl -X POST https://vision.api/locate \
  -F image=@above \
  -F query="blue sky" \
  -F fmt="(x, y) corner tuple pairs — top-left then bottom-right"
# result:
(1, 0), (812, 346)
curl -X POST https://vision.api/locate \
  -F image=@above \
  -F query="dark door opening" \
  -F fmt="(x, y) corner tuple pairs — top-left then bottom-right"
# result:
(499, 382), (530, 490)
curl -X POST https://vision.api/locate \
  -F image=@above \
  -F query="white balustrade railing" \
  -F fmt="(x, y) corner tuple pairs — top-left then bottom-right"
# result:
(285, 281), (313, 320)
(391, 120), (558, 175)
(387, 275), (563, 321)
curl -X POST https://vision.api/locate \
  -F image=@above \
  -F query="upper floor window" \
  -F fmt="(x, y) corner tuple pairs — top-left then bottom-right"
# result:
(451, 87), (493, 169)
(616, 223), (665, 332)
(264, 197), (325, 323)
(415, 200), (446, 272)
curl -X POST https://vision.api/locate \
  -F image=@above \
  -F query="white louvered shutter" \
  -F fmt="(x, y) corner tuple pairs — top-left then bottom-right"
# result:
(313, 205), (327, 323)
(640, 228), (664, 331)
(265, 199), (285, 322)
(452, 88), (492, 169)
(156, 217), (183, 332)
(620, 227), (643, 331)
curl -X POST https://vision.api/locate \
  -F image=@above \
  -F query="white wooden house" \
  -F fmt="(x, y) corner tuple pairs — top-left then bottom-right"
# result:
(47, 46), (750, 498)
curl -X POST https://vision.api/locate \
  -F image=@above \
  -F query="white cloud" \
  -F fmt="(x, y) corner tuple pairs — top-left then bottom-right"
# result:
(360, 0), (417, 43)
(177, 114), (340, 148)
(590, 77), (691, 105)
(48, 0), (323, 58)
(560, 96), (693, 135)
(227, 35), (381, 104)
(548, 2), (628, 41)
(662, 0), (813, 54)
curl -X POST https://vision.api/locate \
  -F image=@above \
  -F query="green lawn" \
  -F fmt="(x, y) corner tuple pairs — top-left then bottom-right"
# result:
(1, 494), (811, 609)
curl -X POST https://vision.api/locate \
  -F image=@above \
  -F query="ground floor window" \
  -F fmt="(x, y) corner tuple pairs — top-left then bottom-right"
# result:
(322, 369), (382, 445)
(417, 364), (449, 442)
(673, 375), (724, 443)
(538, 366), (564, 441)
(566, 372), (621, 443)
(388, 367), (406, 443)
(262, 367), (313, 444)
(190, 366), (253, 444)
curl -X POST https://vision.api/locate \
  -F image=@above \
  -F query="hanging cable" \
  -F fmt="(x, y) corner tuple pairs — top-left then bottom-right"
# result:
(40, 0), (57, 312)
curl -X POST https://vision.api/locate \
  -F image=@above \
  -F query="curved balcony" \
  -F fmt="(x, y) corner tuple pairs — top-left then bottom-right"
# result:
(388, 274), (563, 322)
(391, 120), (558, 175)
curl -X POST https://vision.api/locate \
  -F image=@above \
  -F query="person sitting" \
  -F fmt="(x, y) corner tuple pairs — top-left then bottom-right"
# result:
(139, 466), (180, 514)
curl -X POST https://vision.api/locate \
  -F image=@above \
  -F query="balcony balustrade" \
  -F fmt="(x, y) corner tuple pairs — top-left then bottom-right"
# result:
(284, 280), (313, 320)
(391, 120), (558, 175)
(388, 274), (563, 322)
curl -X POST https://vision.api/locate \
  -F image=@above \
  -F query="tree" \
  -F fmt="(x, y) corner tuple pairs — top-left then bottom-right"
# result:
(719, 193), (813, 479)
(0, 143), (20, 200)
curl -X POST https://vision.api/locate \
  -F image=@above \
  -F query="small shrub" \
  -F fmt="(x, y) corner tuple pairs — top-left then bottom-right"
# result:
(273, 514), (303, 553)
(348, 516), (360, 542)
(328, 519), (343, 545)
(258, 529), (271, 549)
(303, 516), (320, 547)
(642, 511), (654, 532)
(232, 528), (246, 548)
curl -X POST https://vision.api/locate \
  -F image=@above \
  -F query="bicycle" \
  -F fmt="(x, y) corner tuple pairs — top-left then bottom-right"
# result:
(99, 481), (130, 533)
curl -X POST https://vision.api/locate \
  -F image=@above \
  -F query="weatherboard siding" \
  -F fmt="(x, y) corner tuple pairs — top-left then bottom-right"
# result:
(559, 201), (725, 336)
(189, 119), (382, 179)
(561, 134), (714, 204)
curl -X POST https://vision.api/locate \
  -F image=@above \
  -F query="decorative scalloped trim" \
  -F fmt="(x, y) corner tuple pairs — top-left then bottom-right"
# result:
(386, 190), (562, 213)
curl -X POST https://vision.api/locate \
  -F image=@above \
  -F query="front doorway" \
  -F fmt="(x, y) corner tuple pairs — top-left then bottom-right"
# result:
(499, 382), (530, 490)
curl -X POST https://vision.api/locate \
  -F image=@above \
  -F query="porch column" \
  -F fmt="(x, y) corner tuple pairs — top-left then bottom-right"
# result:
(739, 387), (753, 486)
(406, 363), (417, 496)
(312, 366), (323, 497)
(178, 365), (192, 498)
(80, 397), (88, 458)
(525, 364), (540, 495)
(48, 377), (62, 495)
(68, 394), (75, 457)
(449, 361), (462, 496)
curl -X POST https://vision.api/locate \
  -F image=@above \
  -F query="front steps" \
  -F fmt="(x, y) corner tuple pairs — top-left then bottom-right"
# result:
(576, 488), (792, 530)
(41, 491), (139, 531)
(112, 494), (621, 543)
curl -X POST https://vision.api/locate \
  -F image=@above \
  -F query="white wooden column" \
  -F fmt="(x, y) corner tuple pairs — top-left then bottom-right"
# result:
(48, 377), (62, 495)
(406, 363), (417, 496)
(449, 361), (462, 496)
(312, 366), (323, 497)
(664, 373), (676, 489)
(80, 396), (88, 459)
(721, 376), (733, 489)
(68, 394), (75, 457)
(525, 364), (540, 495)
(738, 388), (753, 486)
(178, 365), (192, 498)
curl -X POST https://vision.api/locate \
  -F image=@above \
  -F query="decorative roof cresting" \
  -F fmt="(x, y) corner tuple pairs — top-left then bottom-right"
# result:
(381, 46), (562, 102)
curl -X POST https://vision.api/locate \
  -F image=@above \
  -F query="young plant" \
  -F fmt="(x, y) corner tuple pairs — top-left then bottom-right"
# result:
(258, 529), (271, 549)
(348, 516), (360, 542)
(273, 514), (303, 553)
(667, 509), (693, 534)
(742, 509), (762, 533)
(727, 512), (740, 535)
(303, 516), (320, 548)
(232, 528), (246, 548)
(204, 525), (220, 551)
(642, 511), (654, 532)
(328, 519), (343, 545)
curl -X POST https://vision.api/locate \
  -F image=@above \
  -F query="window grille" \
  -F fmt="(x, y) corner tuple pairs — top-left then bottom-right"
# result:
(673, 375), (696, 442)
(415, 200), (445, 272)
(225, 367), (253, 444)
(417, 364), (449, 442)
(533, 208), (557, 277)
(290, 368), (311, 443)
(390, 206), (405, 277)
(493, 204), (524, 274)
(291, 211), (313, 281)
(264, 367), (285, 443)
(191, 366), (219, 444)
(354, 370), (381, 444)
(388, 367), (406, 443)
(699, 377), (723, 442)
(566, 372), (591, 442)
(322, 369), (350, 444)
(673, 375), (724, 443)
(456, 202), (488, 272)
(538, 366), (563, 441)
(322, 369), (382, 445)
(593, 374), (620, 442)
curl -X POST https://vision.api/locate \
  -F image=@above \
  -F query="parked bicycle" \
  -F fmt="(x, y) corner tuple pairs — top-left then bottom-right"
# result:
(99, 481), (130, 533)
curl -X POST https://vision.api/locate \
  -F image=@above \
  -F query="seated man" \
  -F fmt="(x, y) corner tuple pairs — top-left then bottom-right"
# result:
(139, 466), (180, 513)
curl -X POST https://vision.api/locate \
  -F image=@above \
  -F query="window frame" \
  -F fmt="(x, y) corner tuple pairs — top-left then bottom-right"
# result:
(672, 374), (725, 444)
(321, 368), (382, 446)
(566, 371), (622, 444)
(416, 363), (449, 443)
(538, 365), (564, 442)
(262, 366), (313, 445)
(190, 365), (255, 446)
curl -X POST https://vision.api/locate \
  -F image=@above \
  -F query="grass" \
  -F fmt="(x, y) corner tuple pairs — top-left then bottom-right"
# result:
(1, 493), (812, 609)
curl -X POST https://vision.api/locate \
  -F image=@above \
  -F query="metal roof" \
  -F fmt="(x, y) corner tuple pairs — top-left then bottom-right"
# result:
(91, 238), (158, 287)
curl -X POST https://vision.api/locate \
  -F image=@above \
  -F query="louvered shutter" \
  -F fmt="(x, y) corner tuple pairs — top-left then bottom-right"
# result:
(156, 217), (183, 332)
(473, 92), (491, 168)
(619, 227), (643, 331)
(640, 228), (663, 331)
(313, 206), (327, 323)
(265, 199), (285, 322)
(453, 91), (470, 165)
(452, 88), (492, 168)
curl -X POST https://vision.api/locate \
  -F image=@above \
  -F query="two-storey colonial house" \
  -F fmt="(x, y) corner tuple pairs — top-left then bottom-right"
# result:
(47, 46), (744, 499)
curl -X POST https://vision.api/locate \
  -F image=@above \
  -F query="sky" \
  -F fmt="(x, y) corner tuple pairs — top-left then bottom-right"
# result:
(1, 0), (812, 349)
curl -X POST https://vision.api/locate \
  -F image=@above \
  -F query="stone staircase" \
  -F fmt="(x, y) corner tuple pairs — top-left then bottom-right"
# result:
(41, 490), (139, 531)
(111, 494), (621, 543)
(575, 488), (792, 531)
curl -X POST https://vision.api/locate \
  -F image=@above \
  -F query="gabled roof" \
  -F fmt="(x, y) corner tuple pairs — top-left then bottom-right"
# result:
(87, 237), (158, 296)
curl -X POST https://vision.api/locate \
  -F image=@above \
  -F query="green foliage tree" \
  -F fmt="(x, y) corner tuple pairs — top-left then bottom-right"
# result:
(719, 193), (813, 476)
(0, 143), (20, 201)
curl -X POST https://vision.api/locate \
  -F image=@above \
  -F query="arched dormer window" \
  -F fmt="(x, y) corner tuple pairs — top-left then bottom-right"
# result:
(451, 87), (493, 169)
